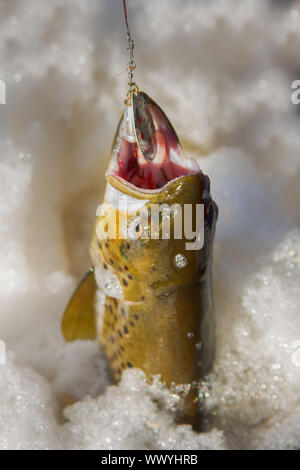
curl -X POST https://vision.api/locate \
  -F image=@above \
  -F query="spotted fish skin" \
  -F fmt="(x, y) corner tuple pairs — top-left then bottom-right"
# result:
(90, 173), (217, 425)
(62, 90), (218, 427)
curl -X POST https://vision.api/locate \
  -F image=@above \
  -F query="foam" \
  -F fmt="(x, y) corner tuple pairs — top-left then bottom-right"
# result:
(0, 0), (300, 450)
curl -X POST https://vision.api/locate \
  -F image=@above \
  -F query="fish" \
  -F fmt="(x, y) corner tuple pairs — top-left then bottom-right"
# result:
(62, 89), (218, 428)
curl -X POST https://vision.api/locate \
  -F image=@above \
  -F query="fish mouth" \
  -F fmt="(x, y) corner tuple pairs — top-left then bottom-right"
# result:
(106, 92), (200, 191)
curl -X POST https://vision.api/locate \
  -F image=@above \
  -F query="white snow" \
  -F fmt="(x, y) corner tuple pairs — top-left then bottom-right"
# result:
(0, 0), (300, 450)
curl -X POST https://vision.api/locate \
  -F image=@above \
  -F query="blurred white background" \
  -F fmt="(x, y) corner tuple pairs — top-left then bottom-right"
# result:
(0, 0), (300, 450)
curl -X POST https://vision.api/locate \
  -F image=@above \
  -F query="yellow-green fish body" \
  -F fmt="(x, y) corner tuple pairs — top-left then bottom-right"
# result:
(62, 90), (218, 427)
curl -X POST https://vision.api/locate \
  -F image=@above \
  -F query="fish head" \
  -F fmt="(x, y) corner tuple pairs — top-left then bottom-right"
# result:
(106, 90), (200, 189)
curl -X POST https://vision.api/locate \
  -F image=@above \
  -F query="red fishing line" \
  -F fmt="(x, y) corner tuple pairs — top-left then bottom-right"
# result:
(123, 0), (128, 20)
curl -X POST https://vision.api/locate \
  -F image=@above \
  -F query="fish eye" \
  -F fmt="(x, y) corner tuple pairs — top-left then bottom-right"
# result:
(129, 216), (143, 239)
(134, 220), (143, 237)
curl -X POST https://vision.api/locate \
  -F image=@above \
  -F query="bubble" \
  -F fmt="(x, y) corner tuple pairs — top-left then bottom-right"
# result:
(174, 254), (187, 269)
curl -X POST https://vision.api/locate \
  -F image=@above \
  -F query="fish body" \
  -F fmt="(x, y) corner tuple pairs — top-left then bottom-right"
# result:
(62, 90), (218, 427)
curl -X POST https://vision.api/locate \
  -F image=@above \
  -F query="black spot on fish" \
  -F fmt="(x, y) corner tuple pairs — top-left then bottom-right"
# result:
(151, 266), (157, 271)
(126, 243), (130, 250)
(97, 241), (102, 249)
(134, 314), (139, 320)
(140, 296), (145, 301)
(120, 242), (127, 258)
(128, 274), (133, 280)
(122, 279), (128, 286)
(118, 329), (123, 338)
(127, 361), (133, 368)
(123, 325), (129, 335)
(103, 263), (107, 270)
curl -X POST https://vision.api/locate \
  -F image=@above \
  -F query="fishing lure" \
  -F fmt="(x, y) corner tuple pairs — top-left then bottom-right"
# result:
(62, 1), (218, 428)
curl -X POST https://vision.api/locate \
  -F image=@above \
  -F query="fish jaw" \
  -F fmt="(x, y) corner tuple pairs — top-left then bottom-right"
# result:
(106, 91), (200, 190)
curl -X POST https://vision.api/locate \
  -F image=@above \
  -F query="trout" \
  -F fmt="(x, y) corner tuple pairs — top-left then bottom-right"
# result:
(62, 89), (218, 428)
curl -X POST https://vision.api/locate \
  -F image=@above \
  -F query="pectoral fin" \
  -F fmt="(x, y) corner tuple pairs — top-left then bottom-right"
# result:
(61, 267), (97, 341)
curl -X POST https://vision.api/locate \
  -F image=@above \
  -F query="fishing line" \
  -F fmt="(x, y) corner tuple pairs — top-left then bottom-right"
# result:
(122, 0), (136, 90)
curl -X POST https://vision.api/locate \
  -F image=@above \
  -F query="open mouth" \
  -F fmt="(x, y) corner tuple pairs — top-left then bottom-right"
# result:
(107, 92), (199, 190)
